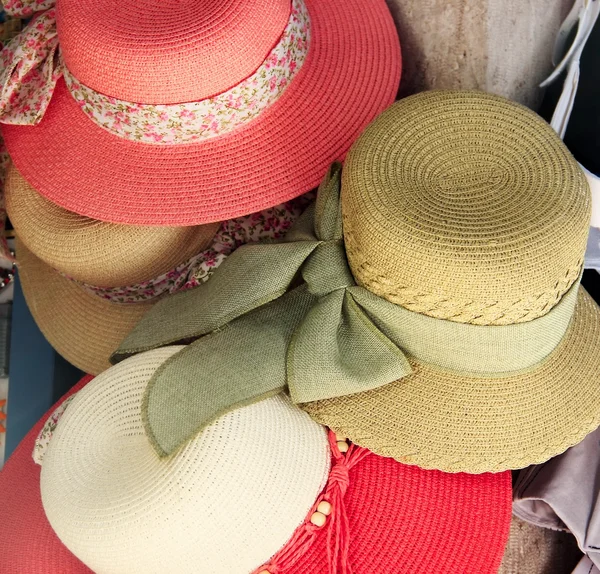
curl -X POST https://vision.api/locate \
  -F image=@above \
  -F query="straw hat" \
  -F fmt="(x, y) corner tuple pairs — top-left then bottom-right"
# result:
(39, 345), (512, 573)
(15, 182), (311, 375)
(0, 375), (94, 574)
(295, 89), (600, 473)
(0, 0), (400, 225)
(16, 239), (154, 374)
(5, 163), (220, 286)
(114, 90), (600, 474)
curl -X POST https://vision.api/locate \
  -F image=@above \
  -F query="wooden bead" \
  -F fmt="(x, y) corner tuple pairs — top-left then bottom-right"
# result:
(336, 440), (349, 453)
(317, 500), (332, 516)
(310, 511), (327, 527)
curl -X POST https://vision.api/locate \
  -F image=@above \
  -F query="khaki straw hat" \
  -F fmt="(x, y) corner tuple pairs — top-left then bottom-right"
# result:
(17, 240), (152, 375)
(6, 164), (219, 287)
(302, 90), (600, 473)
(113, 90), (600, 474)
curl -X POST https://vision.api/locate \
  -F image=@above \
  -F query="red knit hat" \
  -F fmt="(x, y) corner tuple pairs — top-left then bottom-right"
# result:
(0, 0), (400, 225)
(252, 436), (512, 574)
(0, 374), (512, 574)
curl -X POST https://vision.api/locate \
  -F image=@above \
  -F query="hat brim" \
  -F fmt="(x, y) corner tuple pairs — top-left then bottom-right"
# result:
(303, 287), (600, 473)
(1, 0), (400, 225)
(18, 241), (152, 375)
(0, 375), (93, 574)
(6, 164), (220, 286)
(284, 455), (512, 573)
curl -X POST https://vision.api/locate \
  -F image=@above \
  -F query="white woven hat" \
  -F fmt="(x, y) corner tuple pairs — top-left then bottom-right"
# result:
(40, 346), (331, 574)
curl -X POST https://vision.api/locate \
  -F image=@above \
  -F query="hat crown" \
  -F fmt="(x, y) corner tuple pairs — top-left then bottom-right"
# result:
(343, 91), (591, 326)
(56, 0), (292, 104)
(41, 347), (331, 573)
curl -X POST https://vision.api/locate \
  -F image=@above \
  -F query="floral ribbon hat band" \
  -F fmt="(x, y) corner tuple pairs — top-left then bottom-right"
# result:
(0, 0), (400, 224)
(36, 347), (512, 574)
(114, 91), (600, 474)
(15, 183), (312, 375)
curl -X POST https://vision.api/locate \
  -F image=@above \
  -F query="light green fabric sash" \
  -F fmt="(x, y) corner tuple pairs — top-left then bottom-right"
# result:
(113, 164), (580, 457)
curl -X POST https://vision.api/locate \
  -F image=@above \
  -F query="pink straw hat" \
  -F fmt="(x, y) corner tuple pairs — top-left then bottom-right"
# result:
(0, 0), (400, 225)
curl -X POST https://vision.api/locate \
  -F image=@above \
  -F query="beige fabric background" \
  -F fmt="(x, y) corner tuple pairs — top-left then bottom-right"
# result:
(386, 0), (573, 108)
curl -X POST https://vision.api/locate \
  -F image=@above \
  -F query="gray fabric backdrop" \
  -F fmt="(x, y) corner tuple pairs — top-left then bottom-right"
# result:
(386, 0), (572, 109)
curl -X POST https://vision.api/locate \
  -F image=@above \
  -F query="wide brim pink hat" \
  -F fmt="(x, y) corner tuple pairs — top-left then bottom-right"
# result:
(1, 0), (400, 225)
(0, 375), (93, 574)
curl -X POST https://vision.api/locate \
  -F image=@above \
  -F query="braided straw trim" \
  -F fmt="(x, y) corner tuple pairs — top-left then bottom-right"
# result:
(341, 90), (591, 326)
(347, 234), (585, 325)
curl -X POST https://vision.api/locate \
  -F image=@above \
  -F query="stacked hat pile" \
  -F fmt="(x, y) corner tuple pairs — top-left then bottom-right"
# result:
(0, 1), (598, 573)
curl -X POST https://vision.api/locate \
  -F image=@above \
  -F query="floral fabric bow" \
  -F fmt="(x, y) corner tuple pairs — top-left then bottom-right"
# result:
(0, 0), (61, 125)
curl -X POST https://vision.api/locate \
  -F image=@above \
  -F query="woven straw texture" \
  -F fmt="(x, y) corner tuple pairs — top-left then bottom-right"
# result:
(3, 0), (400, 225)
(6, 164), (219, 286)
(40, 352), (512, 574)
(274, 454), (512, 573)
(41, 347), (332, 574)
(0, 375), (93, 574)
(17, 240), (152, 374)
(302, 91), (600, 474)
(342, 91), (590, 325)
(304, 287), (600, 473)
(499, 516), (582, 574)
(57, 0), (290, 103)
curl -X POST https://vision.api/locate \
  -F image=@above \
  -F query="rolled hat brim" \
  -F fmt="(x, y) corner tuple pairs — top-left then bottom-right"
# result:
(303, 287), (600, 473)
(17, 241), (152, 375)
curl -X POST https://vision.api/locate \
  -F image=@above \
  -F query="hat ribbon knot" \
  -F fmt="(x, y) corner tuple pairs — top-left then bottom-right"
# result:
(253, 432), (371, 574)
(113, 163), (414, 458)
(0, 0), (62, 125)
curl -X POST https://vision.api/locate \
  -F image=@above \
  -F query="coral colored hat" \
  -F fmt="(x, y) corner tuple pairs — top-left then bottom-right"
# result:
(38, 346), (512, 574)
(0, 374), (93, 574)
(0, 0), (400, 225)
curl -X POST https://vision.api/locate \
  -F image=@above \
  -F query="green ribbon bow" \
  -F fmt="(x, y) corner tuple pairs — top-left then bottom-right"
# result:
(114, 164), (414, 457)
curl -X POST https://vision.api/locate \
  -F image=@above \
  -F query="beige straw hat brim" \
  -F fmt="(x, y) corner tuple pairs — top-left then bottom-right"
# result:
(6, 164), (220, 287)
(498, 516), (581, 574)
(303, 287), (600, 473)
(17, 240), (152, 375)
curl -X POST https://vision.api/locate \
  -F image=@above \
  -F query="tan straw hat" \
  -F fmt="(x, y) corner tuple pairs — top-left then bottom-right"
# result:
(300, 90), (600, 473)
(17, 240), (152, 375)
(15, 192), (311, 375)
(6, 164), (219, 287)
